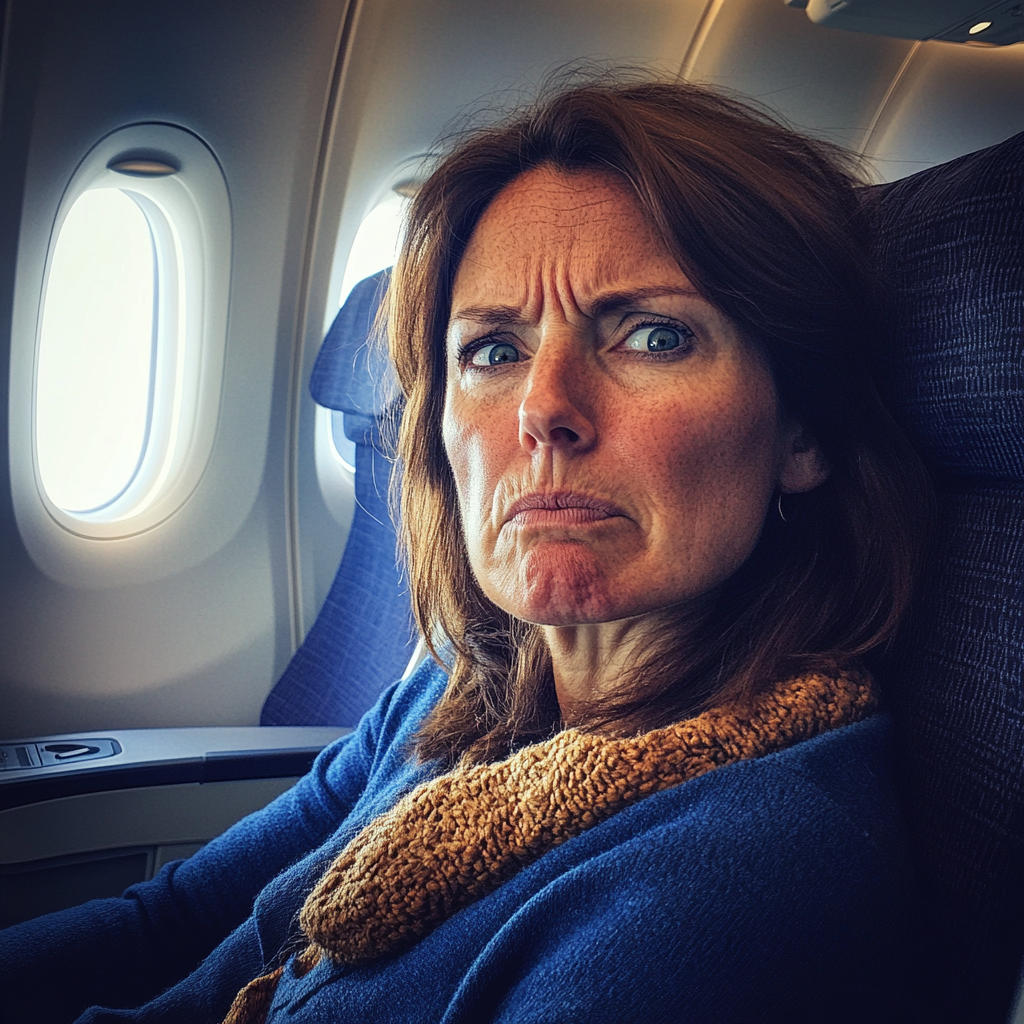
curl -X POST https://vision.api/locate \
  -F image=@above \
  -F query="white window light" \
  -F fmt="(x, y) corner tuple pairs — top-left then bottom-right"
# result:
(338, 192), (409, 309)
(31, 124), (230, 535)
(36, 188), (157, 513)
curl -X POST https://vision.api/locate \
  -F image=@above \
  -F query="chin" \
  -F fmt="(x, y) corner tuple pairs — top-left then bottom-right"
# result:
(488, 544), (625, 625)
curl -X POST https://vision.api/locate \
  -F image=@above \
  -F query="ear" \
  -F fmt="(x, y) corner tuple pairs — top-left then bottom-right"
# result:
(778, 423), (830, 494)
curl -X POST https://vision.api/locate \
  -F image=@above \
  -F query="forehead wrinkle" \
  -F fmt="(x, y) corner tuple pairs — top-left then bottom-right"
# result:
(474, 175), (635, 257)
(551, 259), (587, 323)
(449, 304), (528, 327)
(449, 166), (694, 335)
(451, 259), (695, 333)
(491, 174), (630, 219)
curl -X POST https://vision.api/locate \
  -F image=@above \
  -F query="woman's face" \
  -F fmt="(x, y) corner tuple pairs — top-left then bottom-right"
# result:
(442, 166), (825, 627)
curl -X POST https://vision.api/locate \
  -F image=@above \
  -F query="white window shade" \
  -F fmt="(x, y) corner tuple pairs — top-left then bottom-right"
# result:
(36, 188), (158, 514)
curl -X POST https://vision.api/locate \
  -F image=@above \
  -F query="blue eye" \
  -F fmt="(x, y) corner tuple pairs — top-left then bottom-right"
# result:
(470, 341), (520, 366)
(624, 324), (691, 353)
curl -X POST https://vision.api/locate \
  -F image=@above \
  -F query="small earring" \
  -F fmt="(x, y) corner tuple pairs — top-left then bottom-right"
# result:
(777, 492), (789, 523)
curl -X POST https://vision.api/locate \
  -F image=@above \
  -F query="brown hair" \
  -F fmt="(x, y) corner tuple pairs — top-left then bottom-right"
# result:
(387, 78), (933, 766)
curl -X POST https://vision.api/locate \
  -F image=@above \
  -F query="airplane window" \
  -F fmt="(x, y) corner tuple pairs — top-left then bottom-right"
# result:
(338, 192), (408, 308)
(20, 123), (230, 539)
(36, 187), (159, 514)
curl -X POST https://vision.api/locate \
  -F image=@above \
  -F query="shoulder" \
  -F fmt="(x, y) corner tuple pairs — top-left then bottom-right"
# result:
(635, 715), (914, 953)
(477, 714), (909, 940)
(719, 709), (903, 843)
(620, 712), (907, 885)
(312, 657), (449, 796)
(451, 715), (917, 1023)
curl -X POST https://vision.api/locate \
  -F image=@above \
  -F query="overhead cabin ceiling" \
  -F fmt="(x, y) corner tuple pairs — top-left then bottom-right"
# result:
(326, 0), (1024, 303)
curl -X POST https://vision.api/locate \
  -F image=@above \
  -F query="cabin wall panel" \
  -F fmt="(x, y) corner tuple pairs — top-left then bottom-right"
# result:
(1, 0), (352, 736)
(682, 0), (916, 153)
(865, 41), (1024, 179)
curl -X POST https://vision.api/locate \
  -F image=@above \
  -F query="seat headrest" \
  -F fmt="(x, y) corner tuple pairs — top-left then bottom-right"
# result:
(310, 268), (400, 423)
(868, 131), (1024, 482)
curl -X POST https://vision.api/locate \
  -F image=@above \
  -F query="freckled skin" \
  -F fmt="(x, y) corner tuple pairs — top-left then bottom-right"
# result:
(442, 167), (828, 712)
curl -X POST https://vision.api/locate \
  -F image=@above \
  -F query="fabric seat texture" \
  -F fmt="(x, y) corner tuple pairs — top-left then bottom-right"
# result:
(867, 130), (1024, 1023)
(260, 270), (417, 727)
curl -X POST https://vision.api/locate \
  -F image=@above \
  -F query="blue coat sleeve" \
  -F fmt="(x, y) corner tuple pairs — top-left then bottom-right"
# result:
(0, 681), (403, 1024)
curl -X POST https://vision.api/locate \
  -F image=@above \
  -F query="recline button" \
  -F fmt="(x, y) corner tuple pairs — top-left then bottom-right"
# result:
(35, 738), (122, 767)
(42, 743), (102, 760)
(0, 745), (42, 770)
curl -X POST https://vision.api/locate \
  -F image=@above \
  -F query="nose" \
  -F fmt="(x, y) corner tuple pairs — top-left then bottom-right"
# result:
(518, 340), (597, 454)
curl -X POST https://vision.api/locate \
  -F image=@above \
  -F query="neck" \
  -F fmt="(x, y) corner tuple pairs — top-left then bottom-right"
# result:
(543, 605), (699, 725)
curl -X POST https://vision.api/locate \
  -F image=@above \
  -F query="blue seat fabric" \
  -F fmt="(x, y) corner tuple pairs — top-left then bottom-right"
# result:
(261, 270), (417, 727)
(867, 131), (1024, 1023)
(307, 269), (400, 425)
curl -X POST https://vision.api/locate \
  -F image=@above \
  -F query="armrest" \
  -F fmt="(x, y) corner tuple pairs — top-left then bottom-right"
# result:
(0, 726), (349, 811)
(0, 726), (348, 926)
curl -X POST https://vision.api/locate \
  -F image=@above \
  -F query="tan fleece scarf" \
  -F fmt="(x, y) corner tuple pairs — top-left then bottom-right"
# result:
(223, 669), (877, 1024)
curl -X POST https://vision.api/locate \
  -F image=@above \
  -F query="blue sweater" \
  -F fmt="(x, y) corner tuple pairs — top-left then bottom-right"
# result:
(1, 662), (919, 1023)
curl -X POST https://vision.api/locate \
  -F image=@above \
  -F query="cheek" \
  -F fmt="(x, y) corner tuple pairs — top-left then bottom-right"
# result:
(441, 396), (513, 533)
(666, 406), (777, 484)
(627, 386), (782, 541)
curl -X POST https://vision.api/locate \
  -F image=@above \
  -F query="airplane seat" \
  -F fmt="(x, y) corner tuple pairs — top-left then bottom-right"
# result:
(866, 130), (1024, 1023)
(260, 269), (419, 727)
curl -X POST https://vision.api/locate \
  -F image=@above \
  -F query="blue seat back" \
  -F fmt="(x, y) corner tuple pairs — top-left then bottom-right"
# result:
(869, 131), (1024, 1022)
(260, 270), (418, 727)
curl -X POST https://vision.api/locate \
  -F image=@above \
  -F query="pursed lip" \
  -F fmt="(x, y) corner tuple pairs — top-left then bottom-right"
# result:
(504, 491), (627, 526)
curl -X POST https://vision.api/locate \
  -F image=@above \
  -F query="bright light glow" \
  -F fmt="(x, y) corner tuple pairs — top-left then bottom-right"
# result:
(36, 188), (156, 513)
(968, 20), (992, 32)
(338, 194), (409, 307)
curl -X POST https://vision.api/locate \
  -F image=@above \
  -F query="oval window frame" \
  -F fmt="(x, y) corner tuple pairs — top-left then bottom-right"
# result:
(30, 123), (230, 538)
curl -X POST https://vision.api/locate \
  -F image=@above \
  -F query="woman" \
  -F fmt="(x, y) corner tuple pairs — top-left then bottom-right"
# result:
(2, 80), (932, 1023)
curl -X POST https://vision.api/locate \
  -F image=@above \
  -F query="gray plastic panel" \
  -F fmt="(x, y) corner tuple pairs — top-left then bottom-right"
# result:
(0, 726), (347, 809)
(805, 0), (1010, 39)
(0, 777), (303, 926)
(0, 776), (301, 865)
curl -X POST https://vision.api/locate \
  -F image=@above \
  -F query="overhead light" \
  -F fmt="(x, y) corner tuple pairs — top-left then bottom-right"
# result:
(968, 20), (992, 32)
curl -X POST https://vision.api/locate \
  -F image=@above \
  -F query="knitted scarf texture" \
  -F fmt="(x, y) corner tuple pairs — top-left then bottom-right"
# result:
(222, 669), (877, 1024)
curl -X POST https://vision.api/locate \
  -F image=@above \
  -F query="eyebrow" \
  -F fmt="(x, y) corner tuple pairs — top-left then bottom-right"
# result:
(448, 304), (528, 327)
(448, 286), (701, 328)
(588, 286), (700, 318)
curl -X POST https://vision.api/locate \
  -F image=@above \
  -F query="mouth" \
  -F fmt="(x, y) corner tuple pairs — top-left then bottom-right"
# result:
(504, 491), (627, 528)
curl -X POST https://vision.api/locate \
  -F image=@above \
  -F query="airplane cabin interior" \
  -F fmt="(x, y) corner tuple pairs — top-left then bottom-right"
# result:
(0, 0), (1022, 1019)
